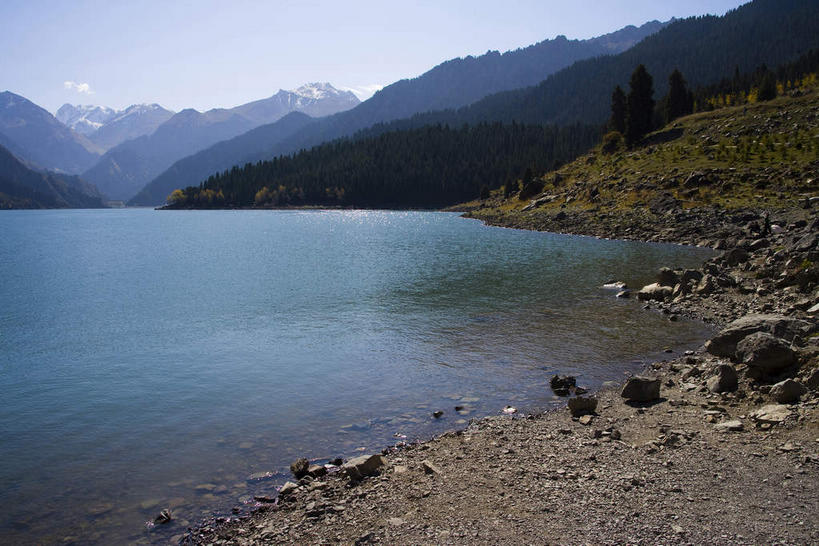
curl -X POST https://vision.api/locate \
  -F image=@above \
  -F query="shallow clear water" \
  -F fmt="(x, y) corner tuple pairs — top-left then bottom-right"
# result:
(0, 209), (714, 543)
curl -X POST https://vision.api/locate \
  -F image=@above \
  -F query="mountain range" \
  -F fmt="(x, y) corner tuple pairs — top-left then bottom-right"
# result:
(57, 103), (176, 151)
(160, 0), (819, 211)
(129, 21), (667, 205)
(131, 0), (819, 207)
(0, 91), (100, 174)
(82, 83), (359, 201)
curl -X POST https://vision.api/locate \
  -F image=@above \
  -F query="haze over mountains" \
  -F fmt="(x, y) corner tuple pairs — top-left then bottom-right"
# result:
(57, 103), (176, 152)
(0, 143), (104, 208)
(82, 83), (360, 201)
(0, 91), (100, 174)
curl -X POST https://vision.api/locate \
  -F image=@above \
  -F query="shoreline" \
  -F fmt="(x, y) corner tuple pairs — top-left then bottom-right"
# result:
(180, 206), (817, 545)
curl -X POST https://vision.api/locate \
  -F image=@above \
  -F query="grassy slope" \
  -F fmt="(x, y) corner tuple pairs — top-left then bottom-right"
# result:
(465, 87), (818, 219)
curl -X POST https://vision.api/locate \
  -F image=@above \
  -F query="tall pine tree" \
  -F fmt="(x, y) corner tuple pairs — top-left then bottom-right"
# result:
(625, 64), (655, 147)
(665, 69), (693, 123)
(610, 86), (627, 134)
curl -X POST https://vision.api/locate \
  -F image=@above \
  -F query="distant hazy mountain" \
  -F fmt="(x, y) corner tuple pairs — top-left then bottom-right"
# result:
(233, 83), (360, 122)
(0, 143), (105, 208)
(0, 91), (101, 174)
(56, 104), (117, 134)
(58, 103), (175, 151)
(83, 83), (359, 201)
(129, 21), (665, 205)
(129, 111), (315, 205)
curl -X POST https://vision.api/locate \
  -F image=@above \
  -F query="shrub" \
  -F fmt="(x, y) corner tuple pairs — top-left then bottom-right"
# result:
(601, 131), (624, 154)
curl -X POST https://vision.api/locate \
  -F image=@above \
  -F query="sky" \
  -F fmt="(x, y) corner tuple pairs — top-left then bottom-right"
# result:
(0, 0), (748, 114)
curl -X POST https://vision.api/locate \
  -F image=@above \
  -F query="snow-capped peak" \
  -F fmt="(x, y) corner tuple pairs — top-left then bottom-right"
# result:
(292, 82), (347, 100)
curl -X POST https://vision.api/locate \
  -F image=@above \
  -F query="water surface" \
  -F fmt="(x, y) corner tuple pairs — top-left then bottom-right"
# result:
(0, 209), (713, 543)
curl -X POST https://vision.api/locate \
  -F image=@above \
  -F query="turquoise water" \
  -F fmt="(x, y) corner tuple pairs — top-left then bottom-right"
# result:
(0, 209), (713, 543)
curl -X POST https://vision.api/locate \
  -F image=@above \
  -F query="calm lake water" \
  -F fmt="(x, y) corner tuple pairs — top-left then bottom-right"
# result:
(0, 209), (714, 544)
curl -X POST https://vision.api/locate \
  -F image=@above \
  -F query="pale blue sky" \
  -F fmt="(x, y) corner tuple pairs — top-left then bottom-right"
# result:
(1, 0), (747, 114)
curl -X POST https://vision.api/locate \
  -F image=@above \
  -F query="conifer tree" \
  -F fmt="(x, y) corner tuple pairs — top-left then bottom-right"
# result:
(665, 69), (693, 123)
(758, 71), (777, 101)
(610, 86), (627, 134)
(625, 65), (655, 147)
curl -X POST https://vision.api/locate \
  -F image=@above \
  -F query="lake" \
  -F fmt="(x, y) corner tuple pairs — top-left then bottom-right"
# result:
(0, 209), (714, 544)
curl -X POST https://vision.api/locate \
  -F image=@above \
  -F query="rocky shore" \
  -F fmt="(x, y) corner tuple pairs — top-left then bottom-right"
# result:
(179, 205), (817, 545)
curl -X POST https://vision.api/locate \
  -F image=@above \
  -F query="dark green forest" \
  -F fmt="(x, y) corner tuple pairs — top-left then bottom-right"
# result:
(166, 123), (599, 209)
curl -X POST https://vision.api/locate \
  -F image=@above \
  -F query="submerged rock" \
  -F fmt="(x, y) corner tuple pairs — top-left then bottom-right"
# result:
(637, 283), (673, 302)
(550, 375), (576, 396)
(154, 509), (172, 524)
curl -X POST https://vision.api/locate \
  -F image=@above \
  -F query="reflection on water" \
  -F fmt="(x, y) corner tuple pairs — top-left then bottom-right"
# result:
(0, 209), (713, 543)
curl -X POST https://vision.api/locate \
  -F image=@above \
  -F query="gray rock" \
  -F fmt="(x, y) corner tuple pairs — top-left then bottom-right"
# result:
(621, 376), (660, 402)
(550, 375), (576, 396)
(724, 248), (749, 266)
(696, 274), (718, 295)
(705, 314), (812, 358)
(636, 283), (673, 302)
(808, 302), (819, 314)
(154, 509), (172, 524)
(567, 396), (598, 417)
(421, 460), (442, 474)
(714, 420), (744, 432)
(290, 458), (309, 479)
(794, 232), (817, 252)
(307, 464), (327, 478)
(278, 481), (299, 496)
(616, 290), (631, 298)
(805, 368), (819, 390)
(750, 404), (792, 424)
(342, 454), (386, 480)
(707, 364), (738, 393)
(680, 269), (703, 284)
(736, 332), (798, 378)
(769, 379), (808, 403)
(657, 267), (680, 287)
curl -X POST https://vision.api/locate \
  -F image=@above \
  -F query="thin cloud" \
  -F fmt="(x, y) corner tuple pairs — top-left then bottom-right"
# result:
(64, 81), (93, 95)
(340, 84), (384, 101)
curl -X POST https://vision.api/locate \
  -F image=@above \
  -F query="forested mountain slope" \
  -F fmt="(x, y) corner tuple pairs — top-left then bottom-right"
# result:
(0, 144), (105, 208)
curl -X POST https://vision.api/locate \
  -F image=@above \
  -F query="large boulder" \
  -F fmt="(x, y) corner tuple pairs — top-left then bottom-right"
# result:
(707, 364), (738, 393)
(723, 248), (749, 266)
(769, 379), (808, 403)
(705, 314), (812, 358)
(567, 396), (598, 417)
(657, 267), (680, 287)
(621, 376), (660, 402)
(736, 332), (798, 379)
(636, 283), (673, 302)
(342, 454), (386, 480)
